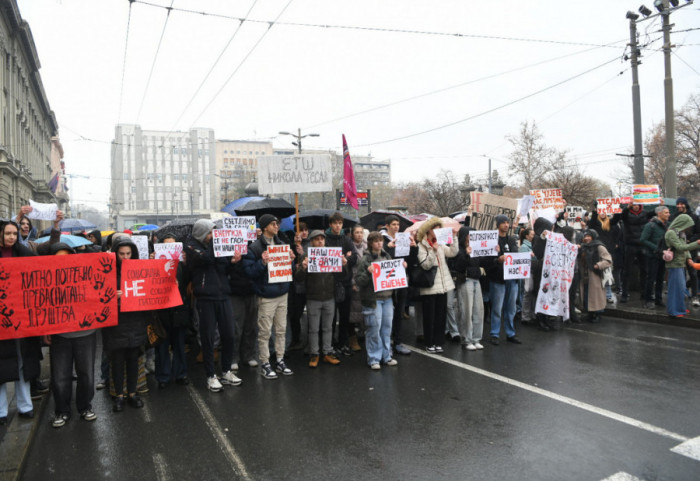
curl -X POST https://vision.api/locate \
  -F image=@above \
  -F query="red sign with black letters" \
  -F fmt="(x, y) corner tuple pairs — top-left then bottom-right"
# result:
(0, 253), (118, 340)
(119, 259), (182, 312)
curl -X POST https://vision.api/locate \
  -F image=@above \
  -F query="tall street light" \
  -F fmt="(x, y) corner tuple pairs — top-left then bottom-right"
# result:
(278, 128), (320, 233)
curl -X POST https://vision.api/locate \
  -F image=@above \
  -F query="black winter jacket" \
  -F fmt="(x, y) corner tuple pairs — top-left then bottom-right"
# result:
(185, 236), (232, 301)
(324, 229), (357, 286)
(242, 235), (291, 298)
(484, 234), (518, 284)
(449, 227), (483, 282)
(621, 207), (653, 246)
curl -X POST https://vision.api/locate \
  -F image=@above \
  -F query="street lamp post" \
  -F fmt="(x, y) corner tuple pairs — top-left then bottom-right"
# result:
(278, 128), (319, 233)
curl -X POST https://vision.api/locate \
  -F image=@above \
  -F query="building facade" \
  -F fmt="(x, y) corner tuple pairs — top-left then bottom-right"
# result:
(110, 124), (217, 230)
(216, 139), (273, 206)
(0, 0), (61, 219)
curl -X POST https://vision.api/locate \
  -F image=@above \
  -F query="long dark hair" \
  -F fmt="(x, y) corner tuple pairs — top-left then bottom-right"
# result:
(519, 227), (532, 245)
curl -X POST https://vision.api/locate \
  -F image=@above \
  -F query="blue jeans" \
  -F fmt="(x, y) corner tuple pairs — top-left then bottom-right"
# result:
(667, 267), (687, 316)
(490, 280), (518, 338)
(50, 333), (97, 415)
(364, 298), (394, 365)
(0, 340), (33, 417)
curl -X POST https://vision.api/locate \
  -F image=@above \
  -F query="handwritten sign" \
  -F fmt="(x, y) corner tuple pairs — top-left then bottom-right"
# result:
(257, 155), (333, 195)
(503, 252), (532, 280)
(371, 259), (407, 292)
(517, 196), (535, 224)
(535, 232), (578, 321)
(132, 235), (150, 260)
(597, 197), (632, 215)
(212, 229), (248, 257)
(0, 253), (118, 340)
(632, 184), (660, 205)
(530, 188), (565, 212)
(394, 232), (411, 257)
(154, 242), (184, 262)
(27, 200), (58, 221)
(267, 244), (292, 283)
(468, 230), (499, 257)
(120, 259), (182, 312)
(223, 216), (257, 241)
(307, 247), (343, 273)
(434, 227), (454, 246)
(469, 192), (518, 236)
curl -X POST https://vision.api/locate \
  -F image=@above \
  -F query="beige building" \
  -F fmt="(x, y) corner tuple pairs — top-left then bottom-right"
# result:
(0, 0), (62, 219)
(216, 139), (273, 205)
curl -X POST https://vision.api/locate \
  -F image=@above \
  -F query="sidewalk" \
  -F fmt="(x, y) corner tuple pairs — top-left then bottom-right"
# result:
(604, 295), (700, 329)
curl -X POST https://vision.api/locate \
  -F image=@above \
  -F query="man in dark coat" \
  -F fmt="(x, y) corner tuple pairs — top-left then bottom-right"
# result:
(640, 206), (670, 309)
(620, 201), (654, 302)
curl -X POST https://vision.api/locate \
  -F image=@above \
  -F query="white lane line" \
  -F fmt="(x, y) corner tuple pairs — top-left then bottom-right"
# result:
(187, 385), (252, 481)
(565, 327), (700, 354)
(600, 472), (645, 481)
(142, 402), (153, 423)
(671, 436), (700, 461)
(406, 345), (689, 442)
(152, 453), (170, 481)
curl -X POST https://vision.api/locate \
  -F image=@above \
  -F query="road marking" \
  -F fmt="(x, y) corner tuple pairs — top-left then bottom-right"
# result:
(142, 402), (153, 423)
(152, 453), (170, 481)
(566, 327), (700, 354)
(671, 436), (700, 461)
(187, 385), (252, 481)
(600, 472), (644, 481)
(406, 345), (689, 442)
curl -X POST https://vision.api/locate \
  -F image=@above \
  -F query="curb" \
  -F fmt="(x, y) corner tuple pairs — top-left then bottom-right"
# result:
(604, 305), (700, 329)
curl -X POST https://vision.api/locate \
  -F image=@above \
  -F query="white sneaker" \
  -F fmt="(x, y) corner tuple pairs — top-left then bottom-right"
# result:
(474, 342), (484, 350)
(247, 359), (259, 367)
(231, 363), (239, 371)
(207, 376), (223, 392)
(220, 370), (242, 386)
(466, 344), (477, 351)
(693, 297), (700, 307)
(370, 363), (381, 370)
(385, 358), (398, 366)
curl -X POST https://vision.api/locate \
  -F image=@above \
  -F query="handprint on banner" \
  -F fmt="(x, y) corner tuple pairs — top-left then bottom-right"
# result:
(0, 286), (7, 300)
(0, 268), (9, 281)
(93, 273), (104, 290)
(95, 307), (110, 323)
(0, 303), (16, 330)
(79, 314), (94, 328)
(99, 287), (115, 304)
(99, 257), (113, 274)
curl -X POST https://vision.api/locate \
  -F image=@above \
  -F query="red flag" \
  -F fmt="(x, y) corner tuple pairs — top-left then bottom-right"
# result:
(342, 134), (359, 210)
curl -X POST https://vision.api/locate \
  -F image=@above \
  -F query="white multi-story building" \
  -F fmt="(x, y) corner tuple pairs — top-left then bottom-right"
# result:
(110, 124), (217, 229)
(216, 139), (273, 205)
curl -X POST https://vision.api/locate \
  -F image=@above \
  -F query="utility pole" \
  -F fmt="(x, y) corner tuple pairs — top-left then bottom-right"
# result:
(661, 0), (676, 197)
(626, 11), (645, 183)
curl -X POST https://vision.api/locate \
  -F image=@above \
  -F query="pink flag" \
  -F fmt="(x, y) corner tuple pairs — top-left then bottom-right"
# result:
(342, 134), (359, 210)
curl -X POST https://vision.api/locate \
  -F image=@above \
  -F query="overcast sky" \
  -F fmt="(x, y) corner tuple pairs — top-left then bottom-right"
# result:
(18, 0), (700, 210)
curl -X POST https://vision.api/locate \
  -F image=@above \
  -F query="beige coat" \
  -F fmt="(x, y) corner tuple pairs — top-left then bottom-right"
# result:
(417, 240), (459, 296)
(579, 244), (612, 312)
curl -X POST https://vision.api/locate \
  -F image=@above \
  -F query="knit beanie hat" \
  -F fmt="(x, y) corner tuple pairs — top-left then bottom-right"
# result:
(494, 214), (509, 228)
(259, 214), (279, 231)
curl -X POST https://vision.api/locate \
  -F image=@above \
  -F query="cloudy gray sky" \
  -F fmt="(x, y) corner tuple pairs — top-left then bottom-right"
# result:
(18, 0), (700, 209)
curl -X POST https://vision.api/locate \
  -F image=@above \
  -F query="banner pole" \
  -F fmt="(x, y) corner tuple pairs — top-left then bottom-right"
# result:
(295, 192), (300, 235)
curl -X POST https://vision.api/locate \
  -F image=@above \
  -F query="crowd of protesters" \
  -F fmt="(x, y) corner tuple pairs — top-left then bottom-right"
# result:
(2, 196), (700, 429)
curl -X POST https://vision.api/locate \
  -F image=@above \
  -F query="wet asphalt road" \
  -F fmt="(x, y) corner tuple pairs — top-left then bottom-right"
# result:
(21, 316), (700, 481)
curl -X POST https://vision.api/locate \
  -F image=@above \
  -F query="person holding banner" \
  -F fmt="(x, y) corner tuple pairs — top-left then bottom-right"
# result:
(185, 219), (242, 392)
(15, 205), (38, 245)
(450, 227), (485, 351)
(354, 232), (400, 370)
(620, 201), (654, 303)
(588, 209), (622, 302)
(242, 214), (295, 380)
(416, 217), (459, 353)
(578, 231), (612, 323)
(0, 221), (41, 424)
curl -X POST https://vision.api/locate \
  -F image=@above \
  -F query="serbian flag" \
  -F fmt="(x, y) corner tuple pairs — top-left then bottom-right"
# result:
(342, 134), (359, 210)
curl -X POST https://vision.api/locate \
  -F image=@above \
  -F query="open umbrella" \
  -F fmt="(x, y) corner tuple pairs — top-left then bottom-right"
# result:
(298, 209), (359, 231)
(406, 216), (461, 234)
(137, 224), (159, 231)
(153, 217), (200, 243)
(35, 234), (93, 248)
(279, 215), (296, 232)
(59, 218), (96, 233)
(222, 197), (296, 219)
(360, 210), (413, 232)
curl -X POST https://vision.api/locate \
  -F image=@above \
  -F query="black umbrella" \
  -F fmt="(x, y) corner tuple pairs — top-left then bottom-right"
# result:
(360, 210), (413, 232)
(297, 209), (359, 231)
(222, 197), (296, 219)
(153, 217), (200, 243)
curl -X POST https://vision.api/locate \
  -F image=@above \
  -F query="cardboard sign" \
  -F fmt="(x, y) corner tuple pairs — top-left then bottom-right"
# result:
(597, 197), (632, 215)
(27, 200), (58, 221)
(394, 232), (411, 257)
(371, 259), (407, 292)
(0, 253), (118, 340)
(257, 155), (333, 195)
(267, 244), (292, 283)
(154, 242), (184, 262)
(530, 188), (565, 212)
(434, 227), (454, 246)
(503, 252), (532, 280)
(632, 184), (660, 205)
(469, 192), (518, 236)
(132, 235), (150, 260)
(120, 259), (183, 312)
(212, 229), (248, 257)
(223, 216), (257, 241)
(468, 230), (499, 257)
(307, 247), (343, 273)
(535, 231), (578, 321)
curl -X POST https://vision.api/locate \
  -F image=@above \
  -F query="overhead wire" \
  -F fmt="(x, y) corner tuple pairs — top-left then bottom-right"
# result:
(117, 0), (135, 125)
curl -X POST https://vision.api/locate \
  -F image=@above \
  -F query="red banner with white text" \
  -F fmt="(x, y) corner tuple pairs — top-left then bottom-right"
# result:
(119, 259), (182, 312)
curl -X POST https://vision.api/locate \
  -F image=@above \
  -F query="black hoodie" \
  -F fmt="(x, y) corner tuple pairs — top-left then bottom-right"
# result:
(449, 226), (483, 282)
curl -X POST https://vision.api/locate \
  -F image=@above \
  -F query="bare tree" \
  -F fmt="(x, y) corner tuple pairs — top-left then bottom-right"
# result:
(506, 121), (556, 190)
(543, 157), (611, 208)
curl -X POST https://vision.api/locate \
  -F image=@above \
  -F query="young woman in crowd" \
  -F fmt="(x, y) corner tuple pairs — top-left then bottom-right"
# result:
(451, 226), (484, 351)
(578, 230), (612, 323)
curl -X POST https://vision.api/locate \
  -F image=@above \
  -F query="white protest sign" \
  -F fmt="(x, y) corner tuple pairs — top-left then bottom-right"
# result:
(371, 259), (407, 292)
(154, 242), (184, 261)
(394, 232), (411, 257)
(468, 230), (499, 257)
(307, 247), (343, 273)
(267, 244), (293, 283)
(596, 197), (632, 215)
(434, 227), (454, 246)
(503, 252), (532, 280)
(530, 207), (557, 224)
(535, 231), (578, 320)
(517, 196), (535, 224)
(565, 205), (585, 229)
(212, 229), (248, 257)
(27, 200), (58, 221)
(223, 216), (257, 241)
(257, 155), (332, 195)
(530, 188), (565, 211)
(132, 235), (150, 260)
